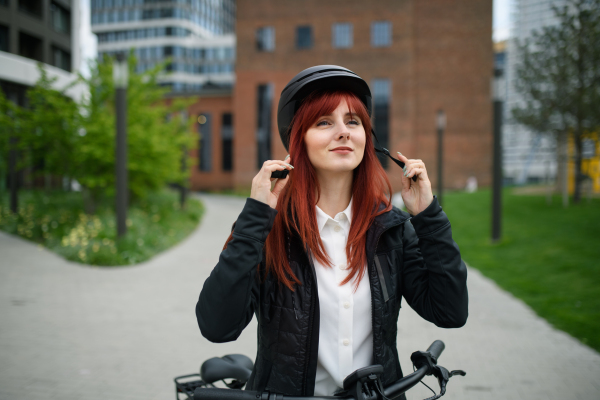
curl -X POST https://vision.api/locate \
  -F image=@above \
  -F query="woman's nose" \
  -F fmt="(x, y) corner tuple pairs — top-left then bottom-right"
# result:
(338, 131), (350, 140)
(335, 123), (350, 140)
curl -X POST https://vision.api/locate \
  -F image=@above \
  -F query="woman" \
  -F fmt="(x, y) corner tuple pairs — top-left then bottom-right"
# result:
(196, 65), (468, 398)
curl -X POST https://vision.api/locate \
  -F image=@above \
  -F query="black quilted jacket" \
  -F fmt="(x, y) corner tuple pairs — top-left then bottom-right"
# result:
(196, 196), (468, 396)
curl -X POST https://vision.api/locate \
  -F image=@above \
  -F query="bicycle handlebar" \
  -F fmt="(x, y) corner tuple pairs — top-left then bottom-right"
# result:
(194, 341), (447, 400)
(427, 340), (445, 361)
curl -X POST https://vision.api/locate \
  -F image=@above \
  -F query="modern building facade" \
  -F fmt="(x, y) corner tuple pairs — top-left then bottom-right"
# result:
(504, 0), (566, 184)
(0, 0), (83, 104)
(220, 0), (493, 192)
(90, 0), (236, 93)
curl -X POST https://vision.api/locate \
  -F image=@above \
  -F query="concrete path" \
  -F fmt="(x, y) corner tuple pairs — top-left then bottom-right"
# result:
(0, 193), (598, 400)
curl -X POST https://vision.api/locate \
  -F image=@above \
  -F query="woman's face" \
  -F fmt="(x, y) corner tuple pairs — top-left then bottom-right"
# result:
(304, 99), (366, 175)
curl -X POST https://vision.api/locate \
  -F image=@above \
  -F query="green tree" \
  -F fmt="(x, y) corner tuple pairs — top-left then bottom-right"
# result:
(0, 90), (24, 204)
(75, 54), (196, 212)
(511, 0), (600, 203)
(22, 66), (81, 190)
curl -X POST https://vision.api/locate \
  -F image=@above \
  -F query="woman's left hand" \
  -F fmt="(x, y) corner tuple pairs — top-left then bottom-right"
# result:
(396, 152), (434, 216)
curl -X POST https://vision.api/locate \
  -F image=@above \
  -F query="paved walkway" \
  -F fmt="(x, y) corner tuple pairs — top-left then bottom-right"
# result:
(0, 193), (598, 400)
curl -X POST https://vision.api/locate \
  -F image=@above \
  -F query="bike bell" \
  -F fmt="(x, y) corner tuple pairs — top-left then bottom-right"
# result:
(276, 65), (408, 170)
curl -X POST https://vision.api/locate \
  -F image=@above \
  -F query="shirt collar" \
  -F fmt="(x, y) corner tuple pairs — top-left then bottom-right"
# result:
(315, 196), (353, 234)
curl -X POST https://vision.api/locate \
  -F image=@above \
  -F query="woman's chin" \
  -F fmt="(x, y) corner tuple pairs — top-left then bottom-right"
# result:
(323, 162), (360, 174)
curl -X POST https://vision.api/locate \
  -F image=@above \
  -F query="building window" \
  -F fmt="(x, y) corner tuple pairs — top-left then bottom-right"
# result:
(198, 113), (212, 172)
(18, 0), (43, 17)
(372, 79), (391, 168)
(296, 25), (313, 49)
(222, 113), (233, 171)
(50, 1), (70, 34)
(371, 21), (392, 47)
(256, 26), (275, 52)
(332, 22), (353, 48)
(18, 31), (43, 62)
(0, 25), (8, 52)
(256, 83), (273, 168)
(51, 45), (71, 71)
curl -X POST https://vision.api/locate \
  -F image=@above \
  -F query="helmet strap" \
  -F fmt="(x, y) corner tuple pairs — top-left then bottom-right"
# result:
(371, 129), (406, 169)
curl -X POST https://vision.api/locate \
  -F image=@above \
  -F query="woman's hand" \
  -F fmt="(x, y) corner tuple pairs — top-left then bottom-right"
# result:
(396, 152), (434, 215)
(250, 155), (293, 209)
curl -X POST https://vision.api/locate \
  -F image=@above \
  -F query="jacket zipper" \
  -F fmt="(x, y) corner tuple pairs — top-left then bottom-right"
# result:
(301, 217), (410, 394)
(369, 218), (410, 371)
(302, 244), (318, 395)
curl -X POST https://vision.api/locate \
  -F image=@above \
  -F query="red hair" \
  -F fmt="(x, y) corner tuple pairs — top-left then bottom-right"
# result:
(225, 90), (393, 291)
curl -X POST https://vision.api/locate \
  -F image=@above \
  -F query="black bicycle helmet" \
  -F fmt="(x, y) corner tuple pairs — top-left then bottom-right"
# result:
(276, 65), (410, 173)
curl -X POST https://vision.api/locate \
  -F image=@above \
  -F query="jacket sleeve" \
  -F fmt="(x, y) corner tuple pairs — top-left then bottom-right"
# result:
(400, 196), (468, 328)
(196, 197), (278, 342)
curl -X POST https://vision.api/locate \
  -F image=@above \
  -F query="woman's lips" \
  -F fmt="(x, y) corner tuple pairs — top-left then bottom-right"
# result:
(331, 148), (353, 154)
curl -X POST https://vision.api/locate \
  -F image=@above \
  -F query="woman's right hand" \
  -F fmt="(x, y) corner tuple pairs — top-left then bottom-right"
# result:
(250, 155), (293, 209)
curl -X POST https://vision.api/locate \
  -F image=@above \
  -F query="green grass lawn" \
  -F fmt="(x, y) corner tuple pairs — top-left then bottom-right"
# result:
(442, 187), (600, 352)
(0, 188), (204, 266)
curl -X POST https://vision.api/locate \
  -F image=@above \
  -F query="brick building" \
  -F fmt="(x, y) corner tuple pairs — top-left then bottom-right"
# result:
(192, 0), (493, 192)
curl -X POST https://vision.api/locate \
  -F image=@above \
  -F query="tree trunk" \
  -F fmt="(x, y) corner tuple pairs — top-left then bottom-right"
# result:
(45, 172), (51, 192)
(9, 136), (18, 214)
(83, 186), (97, 215)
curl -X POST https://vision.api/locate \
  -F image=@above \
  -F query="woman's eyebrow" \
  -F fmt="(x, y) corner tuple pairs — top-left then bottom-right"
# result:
(319, 112), (360, 118)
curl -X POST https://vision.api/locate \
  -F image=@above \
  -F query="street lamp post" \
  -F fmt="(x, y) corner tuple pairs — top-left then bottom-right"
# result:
(114, 53), (128, 238)
(491, 69), (503, 243)
(436, 110), (446, 207)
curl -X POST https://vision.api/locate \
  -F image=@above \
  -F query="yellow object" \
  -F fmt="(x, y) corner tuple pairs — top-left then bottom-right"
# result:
(567, 131), (600, 194)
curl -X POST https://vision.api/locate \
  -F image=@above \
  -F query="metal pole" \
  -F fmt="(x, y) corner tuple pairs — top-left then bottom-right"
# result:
(491, 99), (503, 242)
(180, 145), (187, 210)
(491, 69), (503, 243)
(114, 53), (128, 237)
(436, 110), (446, 207)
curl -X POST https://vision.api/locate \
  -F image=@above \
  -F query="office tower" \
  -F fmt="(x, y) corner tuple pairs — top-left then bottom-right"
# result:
(0, 0), (83, 104)
(504, 0), (566, 184)
(90, 0), (236, 93)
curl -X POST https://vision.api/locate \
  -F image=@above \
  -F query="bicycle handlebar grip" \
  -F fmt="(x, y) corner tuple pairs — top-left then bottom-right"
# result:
(427, 340), (445, 360)
(194, 388), (258, 400)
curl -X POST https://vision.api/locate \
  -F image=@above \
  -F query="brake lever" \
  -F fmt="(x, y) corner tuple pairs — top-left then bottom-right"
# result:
(431, 366), (466, 398)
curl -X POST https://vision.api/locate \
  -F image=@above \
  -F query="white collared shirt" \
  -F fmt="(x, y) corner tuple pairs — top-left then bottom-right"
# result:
(312, 197), (373, 396)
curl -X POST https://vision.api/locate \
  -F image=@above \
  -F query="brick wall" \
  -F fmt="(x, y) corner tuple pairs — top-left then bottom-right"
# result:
(186, 94), (235, 191)
(232, 0), (493, 192)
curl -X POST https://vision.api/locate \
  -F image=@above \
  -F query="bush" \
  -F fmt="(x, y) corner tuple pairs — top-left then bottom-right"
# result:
(0, 188), (204, 266)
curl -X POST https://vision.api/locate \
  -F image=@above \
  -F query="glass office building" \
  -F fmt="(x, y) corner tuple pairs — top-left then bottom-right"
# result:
(91, 0), (236, 93)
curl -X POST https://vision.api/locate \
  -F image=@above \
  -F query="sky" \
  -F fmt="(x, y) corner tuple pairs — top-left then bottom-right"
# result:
(77, 0), (513, 77)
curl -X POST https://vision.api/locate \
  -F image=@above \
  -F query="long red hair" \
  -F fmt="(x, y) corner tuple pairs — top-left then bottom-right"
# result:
(225, 90), (393, 291)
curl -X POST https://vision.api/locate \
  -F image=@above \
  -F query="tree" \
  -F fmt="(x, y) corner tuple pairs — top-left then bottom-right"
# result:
(74, 53), (196, 212)
(0, 89), (26, 211)
(22, 66), (81, 190)
(1, 54), (196, 214)
(511, 0), (600, 204)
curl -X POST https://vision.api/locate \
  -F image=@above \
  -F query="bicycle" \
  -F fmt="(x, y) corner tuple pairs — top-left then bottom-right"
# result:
(174, 340), (465, 400)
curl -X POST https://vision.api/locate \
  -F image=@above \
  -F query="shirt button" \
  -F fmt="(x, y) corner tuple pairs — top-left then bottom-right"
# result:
(334, 225), (342, 232)
(343, 339), (350, 346)
(338, 264), (346, 270)
(343, 302), (350, 309)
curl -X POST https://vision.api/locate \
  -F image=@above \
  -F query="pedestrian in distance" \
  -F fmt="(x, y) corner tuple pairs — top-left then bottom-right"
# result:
(196, 65), (468, 399)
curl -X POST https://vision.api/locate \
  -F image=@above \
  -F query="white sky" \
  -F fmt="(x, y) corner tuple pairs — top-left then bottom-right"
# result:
(76, 0), (513, 76)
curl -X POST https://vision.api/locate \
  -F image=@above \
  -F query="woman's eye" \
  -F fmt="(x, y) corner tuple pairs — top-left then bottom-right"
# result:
(316, 120), (329, 126)
(348, 120), (360, 125)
